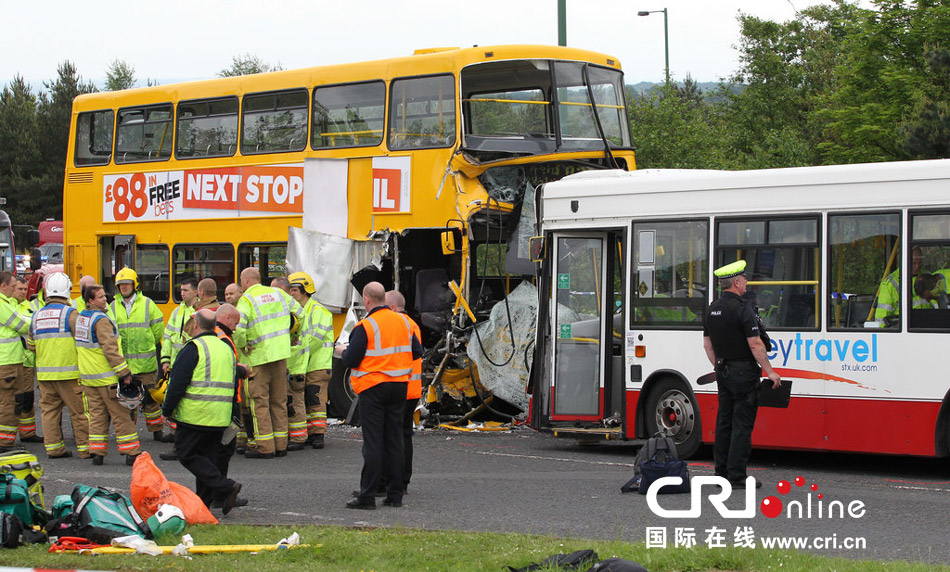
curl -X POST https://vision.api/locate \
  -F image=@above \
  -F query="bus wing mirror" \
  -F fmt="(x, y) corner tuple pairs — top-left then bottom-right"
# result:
(26, 229), (40, 248)
(529, 236), (546, 262)
(441, 230), (457, 255)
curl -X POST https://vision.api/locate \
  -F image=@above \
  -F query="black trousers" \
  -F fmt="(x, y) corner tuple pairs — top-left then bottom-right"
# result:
(356, 382), (407, 505)
(714, 362), (760, 483)
(174, 424), (235, 506)
(378, 397), (419, 492)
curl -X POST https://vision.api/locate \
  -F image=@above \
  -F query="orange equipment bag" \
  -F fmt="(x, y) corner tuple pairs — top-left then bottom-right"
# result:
(129, 452), (218, 525)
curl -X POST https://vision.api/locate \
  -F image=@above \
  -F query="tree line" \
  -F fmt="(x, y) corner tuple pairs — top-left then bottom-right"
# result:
(1, 0), (948, 236)
(630, 0), (950, 169)
(0, 55), (277, 241)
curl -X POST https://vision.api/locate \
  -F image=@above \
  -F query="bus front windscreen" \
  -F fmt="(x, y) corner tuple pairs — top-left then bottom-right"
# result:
(461, 59), (630, 156)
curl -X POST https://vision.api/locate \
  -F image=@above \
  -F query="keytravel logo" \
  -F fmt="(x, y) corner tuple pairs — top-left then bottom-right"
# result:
(646, 475), (867, 520)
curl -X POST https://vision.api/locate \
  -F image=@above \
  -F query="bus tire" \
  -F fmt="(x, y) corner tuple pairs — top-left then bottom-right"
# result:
(327, 357), (356, 419)
(645, 378), (702, 459)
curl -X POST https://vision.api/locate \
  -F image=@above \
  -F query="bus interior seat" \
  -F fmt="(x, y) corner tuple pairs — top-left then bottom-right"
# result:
(843, 294), (875, 328)
(786, 293), (816, 328)
(414, 268), (452, 332)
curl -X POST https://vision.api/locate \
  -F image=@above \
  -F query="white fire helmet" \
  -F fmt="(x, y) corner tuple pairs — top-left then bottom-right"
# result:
(45, 272), (72, 299)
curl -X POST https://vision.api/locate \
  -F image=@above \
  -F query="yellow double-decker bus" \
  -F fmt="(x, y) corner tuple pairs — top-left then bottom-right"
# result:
(64, 45), (635, 417)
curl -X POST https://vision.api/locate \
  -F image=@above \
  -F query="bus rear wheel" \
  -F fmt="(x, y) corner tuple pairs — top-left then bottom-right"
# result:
(645, 378), (702, 459)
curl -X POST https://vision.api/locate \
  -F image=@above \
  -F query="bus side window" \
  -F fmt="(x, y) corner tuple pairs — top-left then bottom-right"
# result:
(717, 217), (820, 330)
(631, 220), (708, 327)
(828, 213), (901, 329)
(909, 211), (950, 331)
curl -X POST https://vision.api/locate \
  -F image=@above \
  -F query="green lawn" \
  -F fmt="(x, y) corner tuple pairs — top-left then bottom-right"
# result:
(0, 525), (944, 572)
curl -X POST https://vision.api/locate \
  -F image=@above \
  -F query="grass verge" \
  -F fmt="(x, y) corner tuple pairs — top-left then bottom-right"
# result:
(0, 525), (945, 572)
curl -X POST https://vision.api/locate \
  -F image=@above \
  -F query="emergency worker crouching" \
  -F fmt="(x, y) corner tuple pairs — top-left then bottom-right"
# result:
(108, 268), (167, 441)
(75, 284), (143, 466)
(28, 272), (90, 459)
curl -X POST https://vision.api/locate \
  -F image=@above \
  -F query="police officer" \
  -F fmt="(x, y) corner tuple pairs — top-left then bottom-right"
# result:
(233, 267), (301, 458)
(341, 282), (422, 509)
(28, 272), (90, 459)
(288, 272), (334, 450)
(75, 284), (143, 466)
(161, 308), (243, 514)
(0, 271), (31, 452)
(108, 268), (166, 441)
(702, 260), (781, 489)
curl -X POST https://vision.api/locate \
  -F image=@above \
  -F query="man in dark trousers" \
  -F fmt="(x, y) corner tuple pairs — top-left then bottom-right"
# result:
(702, 260), (781, 489)
(340, 282), (423, 509)
(162, 308), (243, 514)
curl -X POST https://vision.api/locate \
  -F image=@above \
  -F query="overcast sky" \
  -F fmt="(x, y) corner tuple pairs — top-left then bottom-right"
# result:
(3, 0), (842, 89)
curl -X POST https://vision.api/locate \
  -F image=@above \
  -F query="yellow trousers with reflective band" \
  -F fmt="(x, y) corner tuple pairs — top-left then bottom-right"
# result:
(83, 384), (142, 457)
(246, 359), (288, 454)
(306, 369), (330, 436)
(287, 374), (308, 444)
(39, 379), (90, 458)
(14, 365), (36, 438)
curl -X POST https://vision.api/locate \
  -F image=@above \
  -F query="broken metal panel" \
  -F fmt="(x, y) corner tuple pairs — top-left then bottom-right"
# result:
(466, 281), (539, 414)
(286, 227), (357, 313)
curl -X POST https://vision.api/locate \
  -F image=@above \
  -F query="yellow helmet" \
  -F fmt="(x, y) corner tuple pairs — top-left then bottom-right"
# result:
(149, 372), (168, 404)
(289, 312), (300, 337)
(115, 267), (139, 290)
(288, 272), (314, 295)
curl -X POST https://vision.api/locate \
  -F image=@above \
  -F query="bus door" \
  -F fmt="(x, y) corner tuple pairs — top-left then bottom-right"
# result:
(99, 234), (135, 296)
(548, 231), (626, 429)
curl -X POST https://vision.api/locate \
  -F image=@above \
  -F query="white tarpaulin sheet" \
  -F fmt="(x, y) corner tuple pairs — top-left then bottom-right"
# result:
(467, 281), (538, 413)
(303, 158), (348, 237)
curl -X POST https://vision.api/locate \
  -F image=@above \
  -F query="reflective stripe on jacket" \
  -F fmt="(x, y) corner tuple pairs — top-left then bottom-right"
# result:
(160, 302), (195, 366)
(407, 317), (422, 400)
(30, 302), (79, 381)
(75, 309), (130, 386)
(108, 294), (163, 373)
(234, 284), (301, 366)
(172, 335), (236, 428)
(351, 308), (413, 394)
(305, 298), (334, 372)
(0, 293), (29, 366)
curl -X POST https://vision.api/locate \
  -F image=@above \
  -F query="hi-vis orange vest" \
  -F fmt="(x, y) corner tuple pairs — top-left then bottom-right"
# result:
(407, 318), (422, 400)
(351, 308), (414, 394)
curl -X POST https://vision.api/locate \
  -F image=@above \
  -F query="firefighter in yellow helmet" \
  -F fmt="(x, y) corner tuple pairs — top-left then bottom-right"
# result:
(107, 267), (167, 441)
(287, 272), (335, 449)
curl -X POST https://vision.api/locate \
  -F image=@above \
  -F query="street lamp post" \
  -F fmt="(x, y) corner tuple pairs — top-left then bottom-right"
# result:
(637, 8), (669, 85)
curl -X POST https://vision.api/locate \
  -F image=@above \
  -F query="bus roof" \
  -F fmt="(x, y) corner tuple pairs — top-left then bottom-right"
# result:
(543, 159), (950, 225)
(71, 45), (623, 112)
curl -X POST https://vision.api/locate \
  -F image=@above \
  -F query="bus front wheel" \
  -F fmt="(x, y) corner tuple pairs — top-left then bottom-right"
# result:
(327, 357), (357, 419)
(645, 378), (702, 459)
